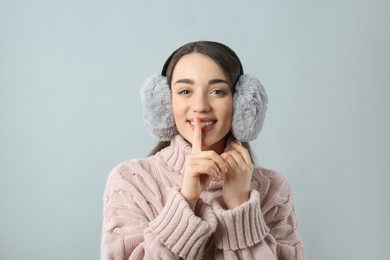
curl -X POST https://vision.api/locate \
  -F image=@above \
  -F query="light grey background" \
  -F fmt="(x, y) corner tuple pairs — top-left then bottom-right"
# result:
(1, 0), (389, 259)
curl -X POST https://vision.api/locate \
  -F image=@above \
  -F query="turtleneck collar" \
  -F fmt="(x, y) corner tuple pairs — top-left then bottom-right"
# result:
(155, 134), (240, 191)
(156, 134), (192, 175)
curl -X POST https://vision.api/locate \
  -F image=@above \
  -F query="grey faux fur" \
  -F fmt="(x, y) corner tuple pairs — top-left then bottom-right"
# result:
(140, 74), (268, 142)
(140, 75), (177, 141)
(232, 74), (268, 142)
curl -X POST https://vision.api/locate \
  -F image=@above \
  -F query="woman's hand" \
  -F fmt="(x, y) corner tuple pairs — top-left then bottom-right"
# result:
(180, 118), (227, 211)
(220, 141), (254, 209)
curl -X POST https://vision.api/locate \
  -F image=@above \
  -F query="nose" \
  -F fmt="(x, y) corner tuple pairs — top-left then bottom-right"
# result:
(191, 92), (211, 113)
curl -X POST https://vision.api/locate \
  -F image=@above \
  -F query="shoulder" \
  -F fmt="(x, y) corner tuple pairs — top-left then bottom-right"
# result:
(108, 157), (152, 178)
(104, 156), (159, 192)
(251, 166), (293, 200)
(252, 165), (287, 186)
(103, 156), (163, 208)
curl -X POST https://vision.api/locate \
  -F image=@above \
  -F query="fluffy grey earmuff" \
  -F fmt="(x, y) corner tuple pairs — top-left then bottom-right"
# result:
(140, 74), (268, 142)
(140, 75), (177, 141)
(231, 74), (268, 142)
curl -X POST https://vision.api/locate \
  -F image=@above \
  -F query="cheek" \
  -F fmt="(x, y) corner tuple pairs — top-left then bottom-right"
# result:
(171, 97), (185, 119)
(225, 100), (233, 121)
(227, 102), (234, 127)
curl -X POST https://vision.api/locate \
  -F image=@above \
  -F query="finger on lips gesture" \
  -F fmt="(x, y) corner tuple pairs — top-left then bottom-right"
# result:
(181, 117), (253, 210)
(191, 117), (202, 153)
(181, 117), (227, 210)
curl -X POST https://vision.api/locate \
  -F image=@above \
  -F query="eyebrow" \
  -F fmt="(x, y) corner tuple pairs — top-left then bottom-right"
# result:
(209, 79), (229, 85)
(173, 78), (229, 85)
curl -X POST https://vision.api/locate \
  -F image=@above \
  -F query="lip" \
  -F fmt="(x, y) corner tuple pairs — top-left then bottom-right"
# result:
(188, 117), (216, 123)
(187, 117), (217, 132)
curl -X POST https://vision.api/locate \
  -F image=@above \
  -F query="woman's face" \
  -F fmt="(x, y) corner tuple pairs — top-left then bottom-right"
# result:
(171, 53), (233, 153)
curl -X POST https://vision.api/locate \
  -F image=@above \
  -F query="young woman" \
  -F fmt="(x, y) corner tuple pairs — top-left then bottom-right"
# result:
(101, 41), (305, 259)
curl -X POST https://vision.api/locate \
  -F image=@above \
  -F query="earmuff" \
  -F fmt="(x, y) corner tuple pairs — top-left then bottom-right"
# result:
(140, 42), (268, 142)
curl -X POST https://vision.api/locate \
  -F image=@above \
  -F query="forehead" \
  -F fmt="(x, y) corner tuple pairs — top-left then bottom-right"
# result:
(172, 53), (227, 79)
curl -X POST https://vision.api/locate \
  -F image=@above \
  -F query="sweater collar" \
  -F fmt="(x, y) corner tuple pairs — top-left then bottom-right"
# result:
(156, 134), (192, 175)
(156, 134), (239, 191)
(156, 134), (224, 191)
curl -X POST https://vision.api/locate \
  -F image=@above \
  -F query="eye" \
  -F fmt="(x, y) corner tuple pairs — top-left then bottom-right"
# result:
(178, 89), (190, 95)
(210, 89), (227, 96)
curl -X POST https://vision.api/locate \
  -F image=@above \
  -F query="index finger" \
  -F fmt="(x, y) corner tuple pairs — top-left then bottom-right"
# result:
(191, 117), (202, 153)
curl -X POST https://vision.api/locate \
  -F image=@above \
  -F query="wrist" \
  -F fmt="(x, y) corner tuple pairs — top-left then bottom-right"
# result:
(225, 191), (250, 209)
(180, 190), (198, 211)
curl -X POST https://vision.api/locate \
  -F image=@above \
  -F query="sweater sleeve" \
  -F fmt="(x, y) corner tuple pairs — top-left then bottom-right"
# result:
(101, 165), (217, 260)
(146, 190), (218, 259)
(211, 178), (305, 259)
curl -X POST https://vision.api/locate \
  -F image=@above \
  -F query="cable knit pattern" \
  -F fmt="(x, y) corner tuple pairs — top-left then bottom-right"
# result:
(101, 134), (305, 259)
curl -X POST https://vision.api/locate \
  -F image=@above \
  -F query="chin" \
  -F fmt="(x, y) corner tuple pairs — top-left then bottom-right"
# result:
(203, 134), (228, 151)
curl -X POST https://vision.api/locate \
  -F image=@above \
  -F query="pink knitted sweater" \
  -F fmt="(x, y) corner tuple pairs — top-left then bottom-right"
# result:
(101, 135), (305, 259)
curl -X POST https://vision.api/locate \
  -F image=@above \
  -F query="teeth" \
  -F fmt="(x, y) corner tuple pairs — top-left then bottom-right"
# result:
(201, 121), (215, 127)
(190, 121), (216, 127)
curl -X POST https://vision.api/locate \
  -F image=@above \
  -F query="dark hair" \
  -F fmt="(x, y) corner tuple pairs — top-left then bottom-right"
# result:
(163, 41), (243, 91)
(149, 41), (255, 162)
